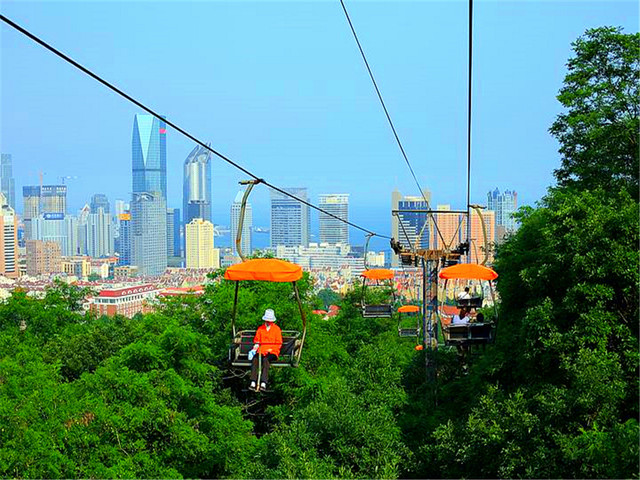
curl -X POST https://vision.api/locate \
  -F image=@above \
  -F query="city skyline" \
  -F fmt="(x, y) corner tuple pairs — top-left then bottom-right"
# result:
(3, 1), (636, 252)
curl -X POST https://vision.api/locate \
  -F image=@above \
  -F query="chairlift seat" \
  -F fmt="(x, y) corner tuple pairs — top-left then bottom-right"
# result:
(398, 328), (420, 337)
(362, 304), (393, 318)
(229, 329), (301, 367)
(457, 296), (483, 308)
(444, 322), (494, 345)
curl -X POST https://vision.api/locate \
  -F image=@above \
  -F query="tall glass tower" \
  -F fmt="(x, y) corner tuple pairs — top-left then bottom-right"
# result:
(0, 154), (15, 210)
(487, 188), (518, 235)
(270, 188), (310, 247)
(319, 194), (349, 245)
(132, 114), (167, 199)
(183, 144), (212, 226)
(131, 114), (167, 276)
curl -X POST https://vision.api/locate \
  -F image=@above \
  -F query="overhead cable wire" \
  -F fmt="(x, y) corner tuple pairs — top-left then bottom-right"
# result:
(465, 0), (474, 259)
(338, 0), (446, 246)
(0, 14), (390, 240)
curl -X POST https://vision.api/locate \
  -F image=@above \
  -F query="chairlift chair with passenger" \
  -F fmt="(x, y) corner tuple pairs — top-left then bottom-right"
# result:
(225, 258), (308, 368)
(439, 263), (498, 347)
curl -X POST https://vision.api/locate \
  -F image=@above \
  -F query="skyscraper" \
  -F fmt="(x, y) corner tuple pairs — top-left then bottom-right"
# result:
(131, 114), (168, 276)
(270, 188), (310, 247)
(116, 213), (132, 265)
(166, 208), (181, 258)
(319, 194), (349, 245)
(22, 186), (40, 240)
(230, 190), (252, 257)
(90, 193), (110, 213)
(86, 207), (114, 258)
(459, 209), (496, 264)
(0, 193), (18, 278)
(391, 189), (431, 267)
(487, 188), (518, 240)
(185, 218), (216, 268)
(31, 214), (78, 257)
(132, 114), (167, 198)
(40, 185), (67, 215)
(183, 144), (212, 226)
(131, 192), (167, 276)
(114, 200), (129, 216)
(0, 154), (16, 210)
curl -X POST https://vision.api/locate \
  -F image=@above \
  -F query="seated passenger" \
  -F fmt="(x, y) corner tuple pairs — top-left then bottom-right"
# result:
(248, 308), (283, 392)
(457, 287), (471, 301)
(452, 307), (471, 325)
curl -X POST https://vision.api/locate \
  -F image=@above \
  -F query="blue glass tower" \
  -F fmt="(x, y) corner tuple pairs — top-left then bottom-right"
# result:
(132, 114), (167, 198)
(131, 114), (168, 276)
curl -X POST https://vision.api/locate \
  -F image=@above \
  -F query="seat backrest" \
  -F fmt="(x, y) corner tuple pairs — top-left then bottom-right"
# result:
(364, 304), (393, 316)
(447, 325), (469, 340)
(470, 323), (493, 340)
(457, 297), (483, 308)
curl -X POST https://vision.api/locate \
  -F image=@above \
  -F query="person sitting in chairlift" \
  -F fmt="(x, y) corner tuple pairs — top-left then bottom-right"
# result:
(248, 309), (283, 391)
(452, 307), (471, 325)
(457, 286), (471, 301)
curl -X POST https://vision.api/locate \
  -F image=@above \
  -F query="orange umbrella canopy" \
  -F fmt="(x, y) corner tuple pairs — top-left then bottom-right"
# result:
(439, 263), (498, 281)
(224, 258), (303, 282)
(361, 268), (394, 280)
(398, 305), (420, 313)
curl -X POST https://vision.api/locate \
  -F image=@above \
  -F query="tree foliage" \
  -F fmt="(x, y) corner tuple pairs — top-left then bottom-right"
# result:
(550, 27), (639, 198)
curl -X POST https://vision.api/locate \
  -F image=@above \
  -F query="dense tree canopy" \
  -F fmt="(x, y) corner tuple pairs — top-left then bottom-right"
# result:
(550, 27), (639, 198)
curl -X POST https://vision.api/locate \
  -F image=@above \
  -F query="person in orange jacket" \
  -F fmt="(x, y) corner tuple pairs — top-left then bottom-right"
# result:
(249, 308), (282, 391)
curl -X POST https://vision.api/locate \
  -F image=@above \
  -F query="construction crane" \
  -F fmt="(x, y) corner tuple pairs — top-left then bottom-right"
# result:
(59, 175), (78, 185)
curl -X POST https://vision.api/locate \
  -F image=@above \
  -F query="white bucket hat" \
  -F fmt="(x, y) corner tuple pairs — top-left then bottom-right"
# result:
(262, 308), (276, 322)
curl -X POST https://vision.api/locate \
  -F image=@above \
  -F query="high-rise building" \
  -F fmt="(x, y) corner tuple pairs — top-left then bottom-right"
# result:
(86, 207), (114, 258)
(26, 240), (62, 276)
(131, 192), (167, 276)
(429, 204), (465, 251)
(132, 114), (167, 199)
(114, 200), (129, 216)
(230, 190), (252, 257)
(31, 213), (78, 257)
(487, 188), (518, 241)
(183, 144), (212, 226)
(116, 213), (132, 265)
(391, 189), (431, 267)
(270, 188), (310, 247)
(0, 193), (18, 278)
(131, 114), (168, 276)
(459, 210), (496, 264)
(40, 185), (67, 215)
(77, 205), (91, 256)
(166, 208), (181, 258)
(90, 193), (110, 214)
(0, 154), (16, 210)
(185, 218), (215, 268)
(22, 186), (41, 240)
(319, 194), (349, 245)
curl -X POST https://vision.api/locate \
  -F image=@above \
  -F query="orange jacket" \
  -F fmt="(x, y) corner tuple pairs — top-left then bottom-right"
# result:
(254, 323), (282, 357)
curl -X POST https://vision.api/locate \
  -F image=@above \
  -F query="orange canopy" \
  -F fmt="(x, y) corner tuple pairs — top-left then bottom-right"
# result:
(224, 258), (303, 282)
(439, 263), (498, 281)
(398, 305), (420, 313)
(361, 268), (394, 280)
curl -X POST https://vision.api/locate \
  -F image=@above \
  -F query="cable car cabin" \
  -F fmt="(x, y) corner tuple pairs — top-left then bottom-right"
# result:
(224, 259), (308, 368)
(361, 268), (395, 318)
(397, 305), (421, 338)
(439, 263), (498, 347)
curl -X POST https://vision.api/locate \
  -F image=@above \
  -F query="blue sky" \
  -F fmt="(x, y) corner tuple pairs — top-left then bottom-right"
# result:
(1, 0), (638, 249)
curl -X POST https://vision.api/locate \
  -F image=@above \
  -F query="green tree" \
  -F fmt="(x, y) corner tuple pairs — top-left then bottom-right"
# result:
(550, 27), (639, 198)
